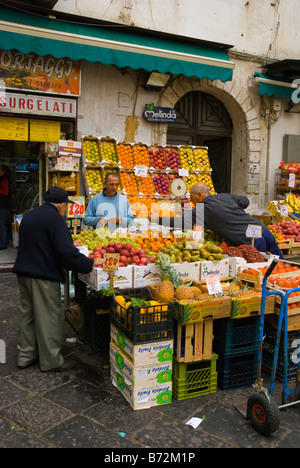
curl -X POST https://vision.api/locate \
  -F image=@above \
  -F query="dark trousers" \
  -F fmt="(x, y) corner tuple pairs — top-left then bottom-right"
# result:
(0, 208), (7, 248)
(254, 229), (284, 259)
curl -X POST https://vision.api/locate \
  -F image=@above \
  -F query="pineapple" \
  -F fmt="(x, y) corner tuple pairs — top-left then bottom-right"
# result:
(175, 285), (202, 301)
(155, 252), (182, 302)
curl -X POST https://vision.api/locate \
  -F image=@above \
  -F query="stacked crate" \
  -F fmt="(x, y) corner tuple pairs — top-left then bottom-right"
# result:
(172, 316), (218, 400)
(109, 290), (174, 410)
(213, 316), (260, 390)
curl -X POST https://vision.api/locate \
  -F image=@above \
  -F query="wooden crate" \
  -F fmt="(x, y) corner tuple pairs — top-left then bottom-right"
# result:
(174, 319), (213, 362)
(266, 313), (300, 331)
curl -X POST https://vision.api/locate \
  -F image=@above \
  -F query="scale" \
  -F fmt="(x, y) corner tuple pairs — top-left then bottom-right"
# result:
(170, 178), (187, 215)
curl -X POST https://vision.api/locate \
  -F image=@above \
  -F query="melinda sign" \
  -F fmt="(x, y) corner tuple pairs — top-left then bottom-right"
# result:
(143, 103), (177, 123)
(0, 92), (76, 118)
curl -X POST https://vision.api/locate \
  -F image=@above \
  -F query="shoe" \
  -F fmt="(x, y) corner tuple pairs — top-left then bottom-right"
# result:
(17, 359), (39, 370)
(41, 359), (77, 373)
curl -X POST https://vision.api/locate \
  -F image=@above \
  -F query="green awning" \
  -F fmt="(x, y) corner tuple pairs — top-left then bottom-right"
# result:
(0, 8), (234, 82)
(254, 72), (299, 99)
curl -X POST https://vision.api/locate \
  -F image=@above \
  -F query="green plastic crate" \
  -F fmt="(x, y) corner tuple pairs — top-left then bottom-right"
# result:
(173, 353), (218, 400)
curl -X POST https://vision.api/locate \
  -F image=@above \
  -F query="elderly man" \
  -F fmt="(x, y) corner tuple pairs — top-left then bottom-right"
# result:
(83, 172), (134, 231)
(13, 187), (94, 373)
(157, 183), (283, 257)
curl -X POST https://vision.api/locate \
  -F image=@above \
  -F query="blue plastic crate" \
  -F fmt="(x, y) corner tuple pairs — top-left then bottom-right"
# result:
(216, 350), (257, 390)
(213, 316), (260, 356)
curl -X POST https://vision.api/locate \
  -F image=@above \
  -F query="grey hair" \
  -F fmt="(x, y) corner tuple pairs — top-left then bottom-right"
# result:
(190, 183), (210, 195)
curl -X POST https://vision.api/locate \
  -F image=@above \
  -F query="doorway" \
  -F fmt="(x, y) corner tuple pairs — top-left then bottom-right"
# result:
(167, 91), (233, 193)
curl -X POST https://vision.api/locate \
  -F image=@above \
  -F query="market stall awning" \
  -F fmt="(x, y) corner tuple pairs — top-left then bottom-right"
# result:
(253, 72), (299, 99)
(0, 8), (234, 82)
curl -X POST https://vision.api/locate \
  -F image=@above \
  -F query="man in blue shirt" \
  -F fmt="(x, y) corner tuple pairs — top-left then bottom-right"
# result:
(83, 173), (134, 231)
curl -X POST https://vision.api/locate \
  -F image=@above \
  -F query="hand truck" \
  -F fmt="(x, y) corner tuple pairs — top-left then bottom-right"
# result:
(244, 258), (300, 436)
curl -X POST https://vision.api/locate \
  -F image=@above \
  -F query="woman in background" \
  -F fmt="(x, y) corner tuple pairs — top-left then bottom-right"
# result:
(0, 165), (11, 250)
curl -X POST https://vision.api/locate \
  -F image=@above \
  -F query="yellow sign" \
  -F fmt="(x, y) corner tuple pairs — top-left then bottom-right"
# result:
(0, 116), (28, 140)
(30, 119), (60, 142)
(103, 253), (120, 271)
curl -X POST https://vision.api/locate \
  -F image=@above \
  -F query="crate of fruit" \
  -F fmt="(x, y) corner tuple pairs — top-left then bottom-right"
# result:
(173, 295), (232, 323)
(164, 145), (181, 172)
(83, 167), (104, 195)
(111, 293), (174, 344)
(82, 136), (101, 165)
(120, 170), (139, 196)
(193, 146), (211, 171)
(100, 136), (119, 165)
(152, 173), (171, 196)
(237, 262), (300, 290)
(179, 145), (196, 172)
(148, 145), (167, 170)
(117, 142), (134, 169)
(231, 290), (275, 319)
(132, 143), (150, 167)
(138, 174), (156, 196)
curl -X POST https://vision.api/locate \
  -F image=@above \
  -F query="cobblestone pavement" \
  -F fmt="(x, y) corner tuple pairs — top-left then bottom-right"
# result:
(1, 271), (300, 449)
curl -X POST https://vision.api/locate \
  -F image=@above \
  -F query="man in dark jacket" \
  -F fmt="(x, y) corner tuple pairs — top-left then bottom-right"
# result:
(13, 187), (94, 373)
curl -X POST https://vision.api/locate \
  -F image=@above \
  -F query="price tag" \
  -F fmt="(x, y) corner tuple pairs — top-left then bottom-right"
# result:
(206, 276), (222, 295)
(103, 253), (120, 271)
(280, 205), (289, 217)
(289, 173), (296, 188)
(179, 168), (189, 177)
(135, 165), (148, 177)
(246, 224), (262, 239)
(193, 225), (204, 240)
(68, 196), (85, 218)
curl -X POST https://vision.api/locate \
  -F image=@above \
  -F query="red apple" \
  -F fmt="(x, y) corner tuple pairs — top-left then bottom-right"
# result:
(94, 246), (101, 252)
(120, 255), (127, 263)
(115, 243), (124, 252)
(132, 255), (140, 263)
(137, 249), (146, 256)
(120, 249), (130, 257)
(108, 242), (115, 248)
(124, 243), (133, 252)
(107, 247), (115, 253)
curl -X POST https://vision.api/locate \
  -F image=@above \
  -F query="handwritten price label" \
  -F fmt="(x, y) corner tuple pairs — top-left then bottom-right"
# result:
(134, 165), (148, 177)
(68, 196), (85, 218)
(206, 276), (222, 295)
(103, 253), (120, 271)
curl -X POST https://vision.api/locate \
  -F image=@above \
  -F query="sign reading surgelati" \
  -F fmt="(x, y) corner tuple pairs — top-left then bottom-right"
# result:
(0, 92), (76, 118)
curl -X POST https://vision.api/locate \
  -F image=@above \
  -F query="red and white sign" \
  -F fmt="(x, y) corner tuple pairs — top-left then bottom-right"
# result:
(59, 139), (82, 157)
(0, 92), (76, 118)
(103, 253), (120, 271)
(68, 196), (85, 218)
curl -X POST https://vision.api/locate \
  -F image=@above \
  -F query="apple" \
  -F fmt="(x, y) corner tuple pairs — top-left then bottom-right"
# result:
(148, 256), (155, 263)
(115, 243), (124, 252)
(108, 242), (116, 248)
(137, 249), (146, 256)
(120, 255), (127, 263)
(119, 262), (125, 268)
(132, 255), (140, 263)
(107, 247), (115, 253)
(120, 249), (130, 257)
(94, 246), (101, 252)
(124, 243), (133, 252)
(139, 257), (148, 264)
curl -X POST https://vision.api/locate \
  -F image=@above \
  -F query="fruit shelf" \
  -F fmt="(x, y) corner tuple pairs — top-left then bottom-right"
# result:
(99, 137), (119, 165)
(148, 145), (167, 170)
(82, 136), (101, 165)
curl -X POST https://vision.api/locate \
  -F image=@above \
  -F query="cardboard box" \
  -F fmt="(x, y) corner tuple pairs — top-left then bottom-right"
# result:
(200, 259), (229, 280)
(110, 342), (172, 388)
(231, 294), (275, 319)
(133, 264), (161, 288)
(228, 257), (247, 276)
(111, 362), (172, 410)
(174, 296), (232, 323)
(79, 266), (133, 290)
(172, 262), (200, 282)
(110, 323), (173, 366)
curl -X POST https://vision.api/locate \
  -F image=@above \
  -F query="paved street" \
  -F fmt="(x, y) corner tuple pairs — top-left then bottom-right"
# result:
(0, 264), (300, 449)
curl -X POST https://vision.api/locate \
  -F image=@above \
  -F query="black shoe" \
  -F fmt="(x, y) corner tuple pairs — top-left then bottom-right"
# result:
(41, 359), (77, 373)
(17, 359), (39, 370)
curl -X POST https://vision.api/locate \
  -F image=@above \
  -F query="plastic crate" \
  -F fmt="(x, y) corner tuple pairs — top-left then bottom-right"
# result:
(172, 353), (218, 400)
(213, 316), (260, 355)
(110, 291), (174, 344)
(84, 304), (110, 352)
(216, 351), (257, 390)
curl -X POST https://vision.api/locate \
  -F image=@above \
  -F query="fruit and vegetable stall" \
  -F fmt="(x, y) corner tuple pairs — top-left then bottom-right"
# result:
(72, 148), (300, 410)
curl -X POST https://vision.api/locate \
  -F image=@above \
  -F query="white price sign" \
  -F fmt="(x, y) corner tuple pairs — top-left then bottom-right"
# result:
(289, 173), (296, 188)
(206, 276), (222, 295)
(280, 205), (289, 217)
(246, 224), (262, 239)
(178, 168), (189, 177)
(68, 196), (85, 218)
(135, 165), (148, 177)
(193, 225), (204, 240)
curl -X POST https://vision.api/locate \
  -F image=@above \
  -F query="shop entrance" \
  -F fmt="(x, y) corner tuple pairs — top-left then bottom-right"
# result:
(167, 91), (233, 193)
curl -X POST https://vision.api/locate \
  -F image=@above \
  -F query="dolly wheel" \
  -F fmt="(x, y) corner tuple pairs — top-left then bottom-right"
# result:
(247, 392), (280, 436)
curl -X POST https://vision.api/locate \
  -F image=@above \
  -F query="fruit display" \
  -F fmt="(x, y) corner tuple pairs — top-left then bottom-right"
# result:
(133, 144), (150, 167)
(153, 174), (171, 195)
(197, 173), (216, 194)
(100, 140), (118, 164)
(82, 139), (100, 163)
(139, 175), (155, 195)
(165, 147), (181, 170)
(85, 169), (103, 192)
(149, 146), (166, 169)
(194, 148), (211, 171)
(120, 172), (138, 194)
(223, 244), (266, 262)
(185, 174), (198, 193)
(117, 143), (134, 168)
(282, 193), (300, 215)
(269, 221), (300, 242)
(179, 146), (196, 171)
